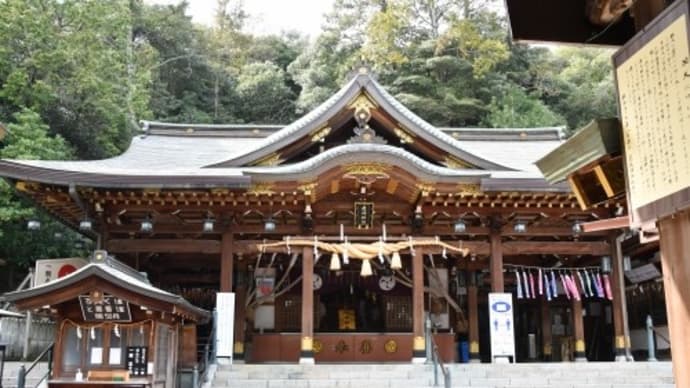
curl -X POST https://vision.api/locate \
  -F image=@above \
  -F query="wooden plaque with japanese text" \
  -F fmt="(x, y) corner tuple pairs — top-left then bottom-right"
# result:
(614, 0), (690, 225)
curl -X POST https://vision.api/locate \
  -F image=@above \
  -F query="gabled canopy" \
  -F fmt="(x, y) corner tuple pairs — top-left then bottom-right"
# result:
(2, 255), (209, 323)
(209, 70), (516, 170)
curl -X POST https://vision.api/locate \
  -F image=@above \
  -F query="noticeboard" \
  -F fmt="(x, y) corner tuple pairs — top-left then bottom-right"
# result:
(354, 202), (374, 229)
(614, 0), (690, 225)
(126, 346), (148, 376)
(79, 294), (132, 322)
(488, 293), (515, 362)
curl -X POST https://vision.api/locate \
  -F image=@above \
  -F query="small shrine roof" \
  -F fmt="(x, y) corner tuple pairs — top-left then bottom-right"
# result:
(2, 255), (209, 322)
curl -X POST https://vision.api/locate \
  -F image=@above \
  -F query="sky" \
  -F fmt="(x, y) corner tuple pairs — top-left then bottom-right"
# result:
(146, 0), (335, 38)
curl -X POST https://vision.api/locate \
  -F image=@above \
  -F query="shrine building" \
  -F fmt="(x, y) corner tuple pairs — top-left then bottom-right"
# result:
(0, 70), (634, 364)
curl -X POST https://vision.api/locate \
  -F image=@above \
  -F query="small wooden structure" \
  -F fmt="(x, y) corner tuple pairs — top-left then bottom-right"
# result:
(1, 251), (209, 388)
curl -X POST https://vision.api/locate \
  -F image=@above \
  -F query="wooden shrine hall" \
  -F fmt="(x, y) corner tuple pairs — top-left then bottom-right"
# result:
(0, 70), (630, 364)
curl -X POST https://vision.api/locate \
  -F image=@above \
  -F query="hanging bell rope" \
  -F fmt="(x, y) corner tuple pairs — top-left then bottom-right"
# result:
(256, 237), (468, 260)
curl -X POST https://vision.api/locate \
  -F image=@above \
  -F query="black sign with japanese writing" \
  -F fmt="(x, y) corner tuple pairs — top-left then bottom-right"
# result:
(126, 346), (148, 376)
(79, 294), (132, 322)
(354, 201), (374, 229)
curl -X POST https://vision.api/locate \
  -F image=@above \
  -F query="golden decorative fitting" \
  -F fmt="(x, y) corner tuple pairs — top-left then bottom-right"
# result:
(444, 156), (475, 169)
(234, 342), (244, 354)
(359, 339), (373, 354)
(347, 93), (378, 124)
(384, 339), (398, 353)
(301, 336), (313, 351)
(413, 336), (425, 351)
(615, 335), (625, 348)
(575, 339), (586, 352)
(253, 153), (283, 167)
(335, 339), (349, 354)
(297, 182), (318, 196)
(343, 162), (390, 177)
(247, 183), (276, 196)
(456, 183), (482, 195)
(394, 127), (415, 144)
(310, 126), (332, 143)
(415, 183), (436, 197)
(313, 339), (323, 354)
(543, 344), (552, 355)
(470, 341), (479, 353)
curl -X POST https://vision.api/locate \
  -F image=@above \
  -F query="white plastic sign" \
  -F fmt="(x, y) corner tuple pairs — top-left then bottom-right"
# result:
(488, 292), (515, 362)
(216, 292), (235, 360)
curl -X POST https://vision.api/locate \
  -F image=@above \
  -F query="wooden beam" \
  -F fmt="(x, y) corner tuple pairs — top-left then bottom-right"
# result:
(631, 0), (667, 31)
(593, 165), (615, 198)
(572, 298), (586, 361)
(468, 282), (480, 362)
(582, 216), (629, 233)
(107, 239), (221, 254)
(220, 232), (233, 292)
(412, 247), (425, 360)
(567, 175), (589, 210)
(490, 231), (504, 292)
(658, 211), (690, 388)
(610, 234), (628, 360)
(233, 284), (247, 360)
(386, 179), (399, 195)
(503, 241), (611, 256)
(300, 246), (314, 362)
(541, 300), (552, 361)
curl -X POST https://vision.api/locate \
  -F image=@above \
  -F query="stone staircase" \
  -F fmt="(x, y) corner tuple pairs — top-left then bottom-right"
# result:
(212, 362), (675, 388)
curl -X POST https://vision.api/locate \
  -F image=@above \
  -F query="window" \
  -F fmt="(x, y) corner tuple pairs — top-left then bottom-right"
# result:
(61, 325), (83, 372)
(88, 328), (104, 365)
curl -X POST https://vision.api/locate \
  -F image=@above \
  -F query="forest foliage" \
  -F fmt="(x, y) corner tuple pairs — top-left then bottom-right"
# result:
(0, 0), (618, 278)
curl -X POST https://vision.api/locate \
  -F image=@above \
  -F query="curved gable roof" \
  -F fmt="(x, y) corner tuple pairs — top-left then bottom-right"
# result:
(244, 143), (492, 183)
(208, 72), (512, 170)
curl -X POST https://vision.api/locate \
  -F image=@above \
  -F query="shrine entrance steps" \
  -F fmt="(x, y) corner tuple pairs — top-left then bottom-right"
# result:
(212, 361), (675, 388)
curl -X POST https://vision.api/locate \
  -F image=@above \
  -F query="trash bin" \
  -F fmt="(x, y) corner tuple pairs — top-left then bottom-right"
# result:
(458, 341), (469, 363)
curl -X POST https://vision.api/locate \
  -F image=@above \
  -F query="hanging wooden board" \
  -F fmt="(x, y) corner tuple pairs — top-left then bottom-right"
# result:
(79, 294), (132, 322)
(614, 0), (690, 225)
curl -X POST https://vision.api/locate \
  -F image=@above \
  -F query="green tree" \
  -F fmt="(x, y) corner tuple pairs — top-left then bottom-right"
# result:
(0, 109), (85, 277)
(483, 84), (566, 128)
(236, 62), (297, 123)
(0, 0), (155, 159)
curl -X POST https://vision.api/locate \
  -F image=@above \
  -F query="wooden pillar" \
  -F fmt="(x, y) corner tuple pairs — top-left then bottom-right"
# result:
(468, 279), (480, 362)
(412, 247), (425, 362)
(220, 232), (233, 292)
(571, 298), (586, 361)
(610, 234), (628, 361)
(541, 299), (552, 361)
(490, 230), (504, 292)
(300, 246), (315, 364)
(658, 211), (690, 388)
(233, 283), (247, 361)
(631, 0), (667, 31)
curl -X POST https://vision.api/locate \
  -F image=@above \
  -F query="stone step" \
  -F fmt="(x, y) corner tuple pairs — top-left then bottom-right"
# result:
(212, 362), (675, 388)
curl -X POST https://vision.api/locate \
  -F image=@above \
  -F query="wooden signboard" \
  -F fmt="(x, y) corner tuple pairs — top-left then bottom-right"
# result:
(79, 294), (132, 322)
(125, 346), (148, 376)
(354, 202), (374, 229)
(614, 0), (690, 225)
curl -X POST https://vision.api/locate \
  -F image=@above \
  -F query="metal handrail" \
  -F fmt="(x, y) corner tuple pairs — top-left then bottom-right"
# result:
(197, 308), (217, 388)
(17, 342), (53, 388)
(429, 335), (451, 388)
(650, 327), (670, 345)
